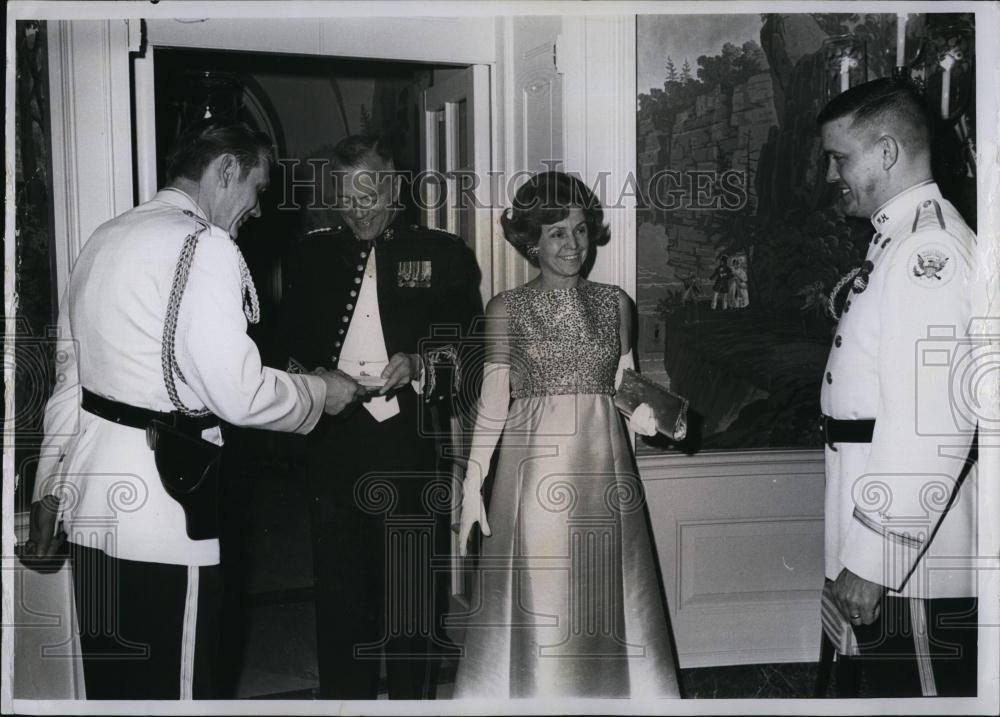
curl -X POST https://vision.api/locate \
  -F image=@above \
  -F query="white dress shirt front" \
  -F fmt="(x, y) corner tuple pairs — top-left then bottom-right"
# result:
(339, 248), (399, 421)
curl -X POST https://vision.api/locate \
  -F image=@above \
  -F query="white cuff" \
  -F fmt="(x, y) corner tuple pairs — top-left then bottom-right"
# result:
(410, 354), (425, 395)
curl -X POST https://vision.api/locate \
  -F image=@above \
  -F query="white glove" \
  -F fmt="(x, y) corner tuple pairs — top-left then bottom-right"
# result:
(457, 362), (509, 557)
(458, 474), (492, 557)
(614, 349), (657, 436)
(628, 402), (657, 436)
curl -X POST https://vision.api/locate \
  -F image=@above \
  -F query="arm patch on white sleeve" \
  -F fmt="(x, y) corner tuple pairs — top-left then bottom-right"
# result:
(908, 243), (954, 287)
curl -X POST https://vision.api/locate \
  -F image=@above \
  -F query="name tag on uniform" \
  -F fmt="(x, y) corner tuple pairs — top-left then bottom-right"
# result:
(397, 260), (432, 288)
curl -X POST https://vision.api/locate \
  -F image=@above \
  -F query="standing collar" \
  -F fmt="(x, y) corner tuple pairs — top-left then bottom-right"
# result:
(870, 179), (940, 233)
(155, 187), (211, 223)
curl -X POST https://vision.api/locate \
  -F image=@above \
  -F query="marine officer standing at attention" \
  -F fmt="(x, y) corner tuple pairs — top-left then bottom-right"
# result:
(817, 79), (978, 697)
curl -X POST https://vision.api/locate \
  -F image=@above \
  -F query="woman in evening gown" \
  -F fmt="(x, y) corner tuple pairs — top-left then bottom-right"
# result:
(453, 171), (681, 699)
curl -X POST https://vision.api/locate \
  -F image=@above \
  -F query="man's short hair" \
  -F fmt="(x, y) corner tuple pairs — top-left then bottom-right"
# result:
(329, 135), (394, 171)
(816, 79), (934, 153)
(165, 119), (275, 182)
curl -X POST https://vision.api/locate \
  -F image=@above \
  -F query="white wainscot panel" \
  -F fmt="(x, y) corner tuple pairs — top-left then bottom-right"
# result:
(639, 450), (826, 668)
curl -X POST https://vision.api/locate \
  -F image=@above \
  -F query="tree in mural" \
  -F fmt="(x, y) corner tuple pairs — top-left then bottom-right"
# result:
(697, 41), (768, 89)
(665, 55), (678, 82)
(639, 40), (767, 142)
(680, 58), (693, 82)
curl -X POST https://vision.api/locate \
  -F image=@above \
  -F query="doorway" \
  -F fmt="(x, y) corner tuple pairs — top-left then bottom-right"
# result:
(149, 49), (483, 698)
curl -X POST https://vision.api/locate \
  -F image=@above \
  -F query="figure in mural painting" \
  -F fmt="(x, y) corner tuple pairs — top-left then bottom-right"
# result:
(709, 253), (732, 310)
(729, 254), (750, 309)
(681, 272), (702, 323)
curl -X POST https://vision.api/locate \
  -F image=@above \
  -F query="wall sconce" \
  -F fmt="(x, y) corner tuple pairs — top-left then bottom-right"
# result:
(927, 21), (974, 121)
(822, 35), (866, 99)
(888, 15), (975, 178)
(913, 20), (975, 176)
(169, 70), (245, 139)
(931, 22), (976, 177)
(892, 19), (974, 120)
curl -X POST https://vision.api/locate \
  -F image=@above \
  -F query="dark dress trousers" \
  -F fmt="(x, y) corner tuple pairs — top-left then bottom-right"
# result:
(280, 217), (481, 699)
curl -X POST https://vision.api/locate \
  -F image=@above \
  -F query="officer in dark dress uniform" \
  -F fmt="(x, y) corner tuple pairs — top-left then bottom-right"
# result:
(279, 135), (482, 699)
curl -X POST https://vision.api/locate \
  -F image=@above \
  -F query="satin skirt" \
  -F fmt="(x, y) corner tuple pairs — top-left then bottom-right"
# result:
(453, 394), (681, 698)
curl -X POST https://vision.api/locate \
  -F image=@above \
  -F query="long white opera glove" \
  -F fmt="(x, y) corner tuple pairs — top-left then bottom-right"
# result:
(615, 349), (657, 437)
(458, 362), (510, 556)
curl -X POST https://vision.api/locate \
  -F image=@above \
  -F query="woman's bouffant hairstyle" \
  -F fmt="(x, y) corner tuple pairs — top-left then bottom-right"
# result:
(500, 171), (610, 265)
(165, 119), (275, 183)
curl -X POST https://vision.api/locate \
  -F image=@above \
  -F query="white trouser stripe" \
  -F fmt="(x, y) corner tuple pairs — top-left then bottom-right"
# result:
(179, 566), (199, 700)
(910, 597), (937, 697)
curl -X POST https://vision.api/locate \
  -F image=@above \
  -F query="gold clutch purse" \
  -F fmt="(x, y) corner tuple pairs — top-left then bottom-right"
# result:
(614, 369), (689, 441)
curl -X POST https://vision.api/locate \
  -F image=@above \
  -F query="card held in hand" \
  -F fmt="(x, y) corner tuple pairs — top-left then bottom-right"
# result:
(614, 369), (689, 441)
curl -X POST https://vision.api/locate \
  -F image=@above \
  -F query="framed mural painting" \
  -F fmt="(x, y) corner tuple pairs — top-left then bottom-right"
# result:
(635, 11), (977, 455)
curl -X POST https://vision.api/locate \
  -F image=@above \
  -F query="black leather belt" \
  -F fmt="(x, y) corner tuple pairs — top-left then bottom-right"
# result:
(81, 388), (219, 435)
(819, 414), (875, 450)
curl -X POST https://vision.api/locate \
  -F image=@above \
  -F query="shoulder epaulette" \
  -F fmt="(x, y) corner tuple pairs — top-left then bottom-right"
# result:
(911, 199), (947, 234)
(409, 223), (462, 242)
(305, 225), (344, 237)
(301, 225), (350, 243)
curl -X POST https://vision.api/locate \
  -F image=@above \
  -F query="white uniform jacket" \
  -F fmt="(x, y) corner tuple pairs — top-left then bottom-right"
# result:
(31, 189), (327, 566)
(821, 180), (978, 599)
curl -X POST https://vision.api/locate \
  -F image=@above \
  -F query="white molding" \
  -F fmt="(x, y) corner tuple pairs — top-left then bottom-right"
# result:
(676, 645), (822, 670)
(46, 20), (79, 303)
(560, 15), (636, 298)
(495, 16), (561, 293)
(559, 16), (586, 176)
(638, 447), (827, 479)
(470, 64), (494, 305)
(145, 17), (495, 65)
(47, 20), (134, 300)
(133, 42), (158, 204)
(495, 16), (516, 292)
(491, 17), (508, 296)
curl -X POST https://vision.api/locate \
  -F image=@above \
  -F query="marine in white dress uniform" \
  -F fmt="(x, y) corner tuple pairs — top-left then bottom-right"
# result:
(24, 121), (363, 699)
(817, 80), (978, 697)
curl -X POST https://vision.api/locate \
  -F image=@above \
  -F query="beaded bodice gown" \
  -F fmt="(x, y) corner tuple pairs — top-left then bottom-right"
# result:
(453, 282), (680, 699)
